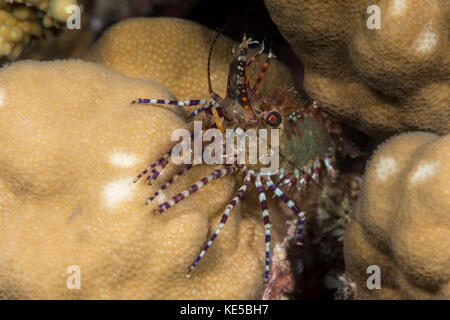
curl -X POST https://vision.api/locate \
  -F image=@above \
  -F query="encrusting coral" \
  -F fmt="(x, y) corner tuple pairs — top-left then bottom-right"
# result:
(84, 17), (296, 109)
(344, 132), (449, 299)
(0, 0), (79, 60)
(265, 0), (449, 138)
(0, 59), (270, 299)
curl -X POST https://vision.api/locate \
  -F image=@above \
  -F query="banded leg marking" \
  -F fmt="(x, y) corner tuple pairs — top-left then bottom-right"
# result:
(146, 164), (194, 205)
(132, 98), (208, 107)
(265, 178), (305, 244)
(133, 152), (171, 183)
(155, 166), (239, 214)
(147, 155), (170, 185)
(255, 173), (272, 280)
(189, 101), (216, 118)
(251, 51), (275, 94)
(245, 40), (265, 71)
(186, 170), (253, 277)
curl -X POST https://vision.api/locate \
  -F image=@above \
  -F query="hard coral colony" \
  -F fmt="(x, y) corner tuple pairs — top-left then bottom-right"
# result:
(345, 132), (449, 299)
(0, 59), (268, 299)
(0, 0), (448, 301)
(265, 0), (449, 139)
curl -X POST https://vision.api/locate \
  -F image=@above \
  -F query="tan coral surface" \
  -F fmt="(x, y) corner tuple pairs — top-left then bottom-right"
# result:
(344, 132), (450, 299)
(265, 0), (450, 138)
(84, 17), (296, 108)
(0, 60), (266, 299)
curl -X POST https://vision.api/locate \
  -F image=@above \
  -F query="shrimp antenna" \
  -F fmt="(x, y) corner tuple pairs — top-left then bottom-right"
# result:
(207, 32), (220, 94)
(207, 19), (231, 94)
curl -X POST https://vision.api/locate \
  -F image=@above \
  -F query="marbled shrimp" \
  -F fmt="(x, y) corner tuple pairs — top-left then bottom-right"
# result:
(131, 34), (341, 281)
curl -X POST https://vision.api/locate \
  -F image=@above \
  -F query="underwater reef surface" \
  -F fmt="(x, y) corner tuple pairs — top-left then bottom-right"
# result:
(265, 0), (449, 139)
(345, 132), (449, 299)
(0, 59), (269, 299)
(0, 0), (448, 300)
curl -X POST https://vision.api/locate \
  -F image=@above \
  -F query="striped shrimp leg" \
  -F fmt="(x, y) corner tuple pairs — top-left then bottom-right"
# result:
(131, 98), (208, 107)
(146, 154), (171, 185)
(311, 158), (322, 182)
(251, 50), (275, 94)
(324, 154), (338, 177)
(145, 164), (194, 205)
(255, 173), (272, 280)
(298, 168), (312, 187)
(189, 100), (224, 133)
(245, 39), (265, 71)
(189, 101), (217, 118)
(186, 170), (253, 278)
(155, 166), (239, 214)
(132, 152), (171, 184)
(265, 177), (306, 245)
(278, 168), (298, 188)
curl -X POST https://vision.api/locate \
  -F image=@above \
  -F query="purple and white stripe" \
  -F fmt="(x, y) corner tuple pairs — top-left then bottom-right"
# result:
(255, 173), (272, 280)
(147, 155), (170, 185)
(187, 170), (253, 277)
(265, 177), (305, 244)
(133, 152), (170, 183)
(146, 164), (194, 205)
(155, 166), (239, 214)
(189, 100), (216, 118)
(132, 98), (208, 107)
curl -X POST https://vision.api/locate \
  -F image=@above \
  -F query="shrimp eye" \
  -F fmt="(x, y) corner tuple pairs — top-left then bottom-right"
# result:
(265, 111), (282, 127)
